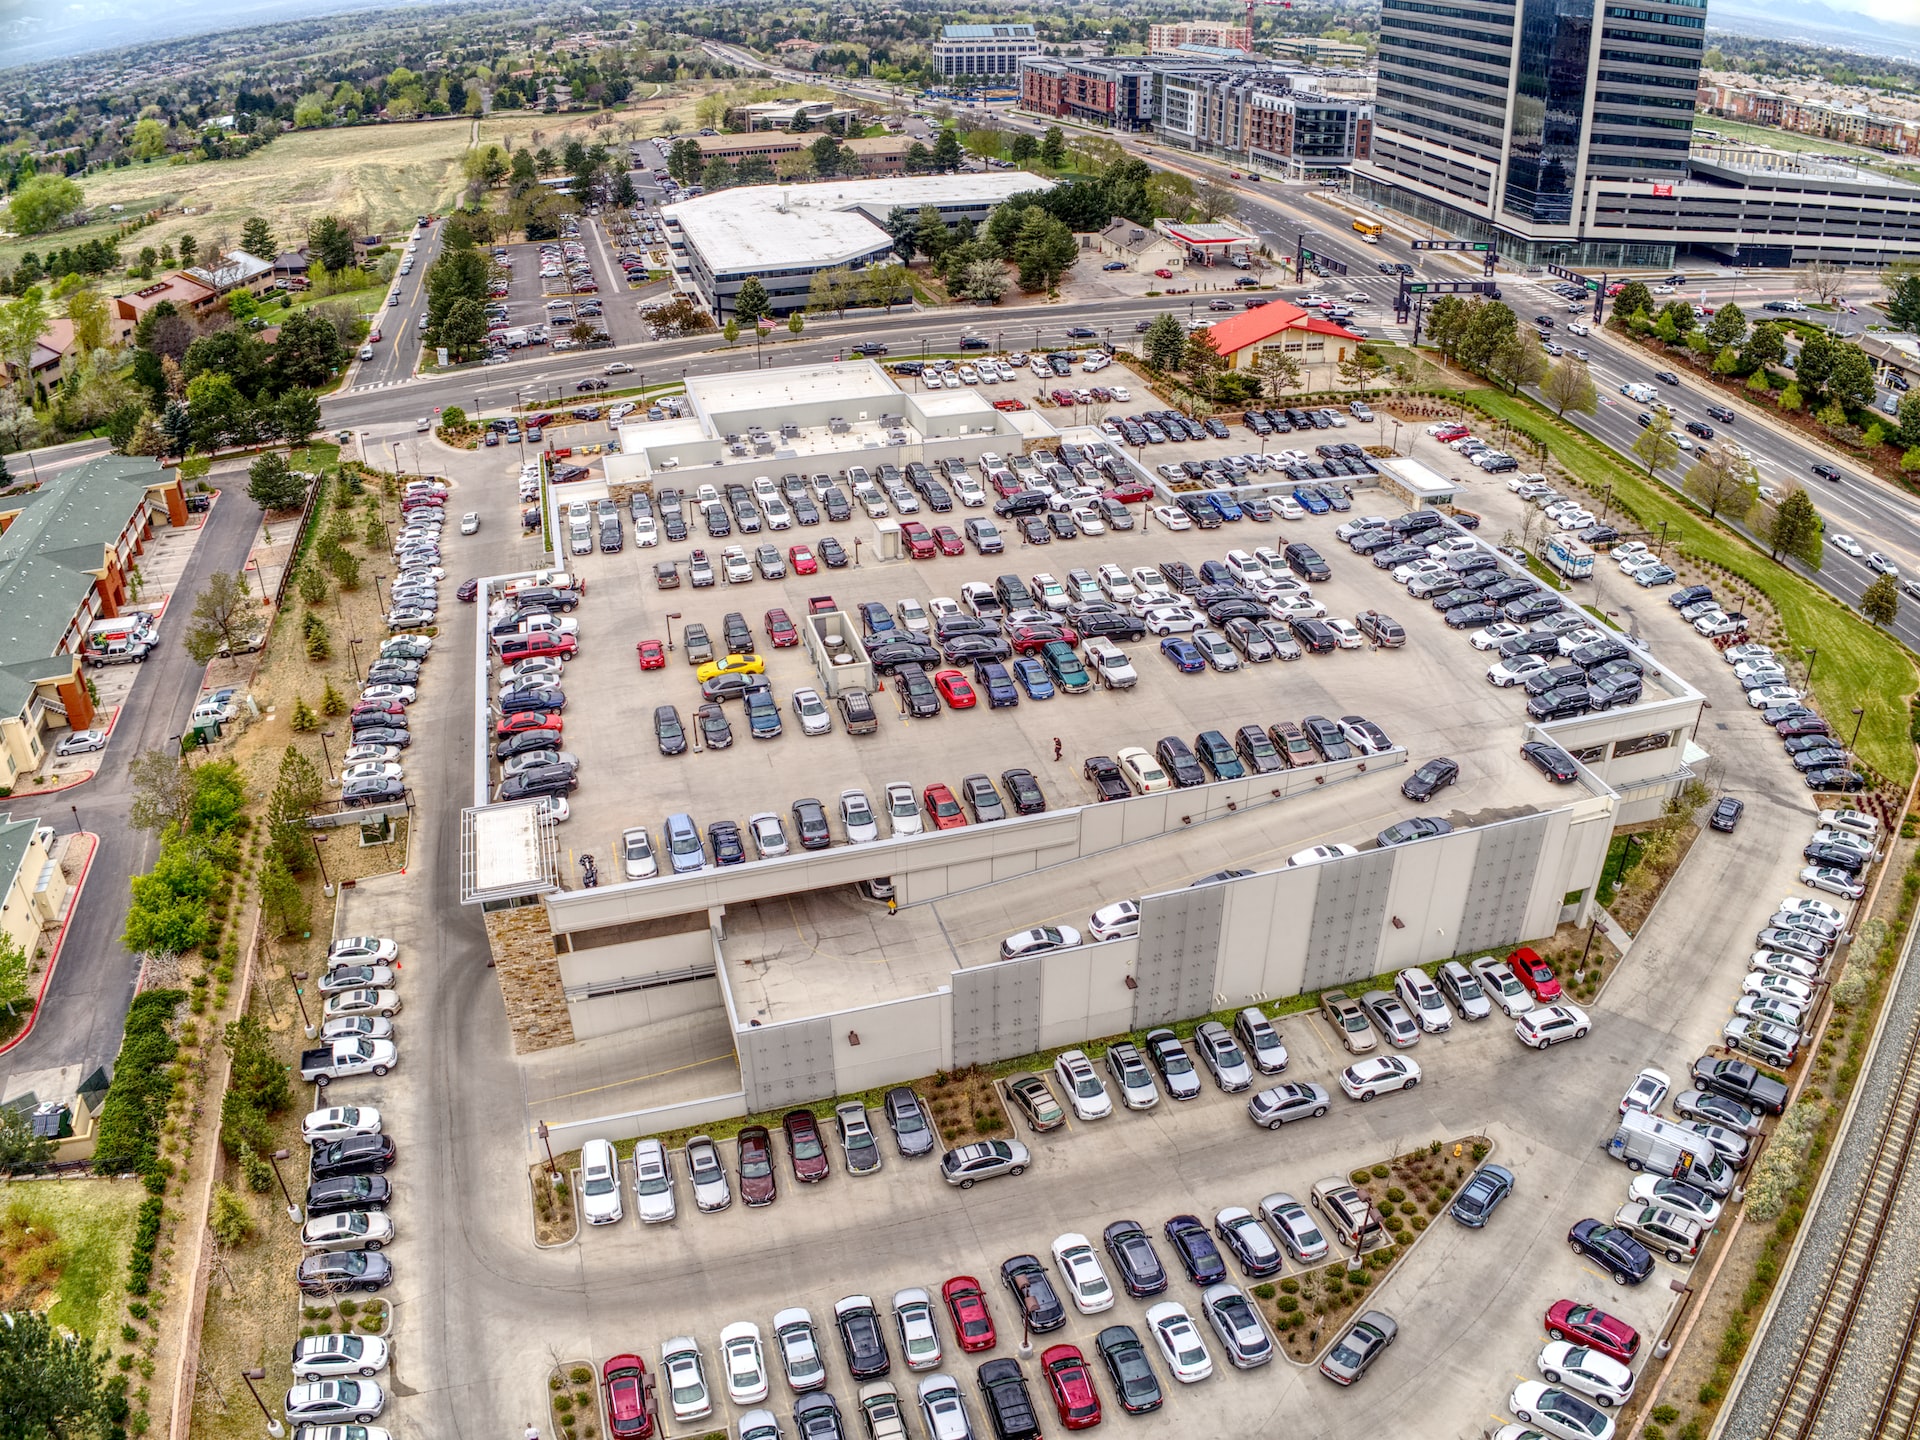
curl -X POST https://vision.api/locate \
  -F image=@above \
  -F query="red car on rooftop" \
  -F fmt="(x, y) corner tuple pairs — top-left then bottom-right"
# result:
(765, 609), (799, 648)
(933, 670), (977, 709)
(932, 525), (966, 556)
(635, 639), (666, 670)
(737, 1123), (778, 1207)
(782, 1109), (831, 1183)
(901, 521), (936, 560)
(497, 712), (562, 737)
(1544, 1300), (1639, 1365)
(942, 1277), (997, 1353)
(923, 783), (968, 830)
(1042, 1345), (1102, 1430)
(1509, 946), (1562, 1002)
(788, 544), (818, 576)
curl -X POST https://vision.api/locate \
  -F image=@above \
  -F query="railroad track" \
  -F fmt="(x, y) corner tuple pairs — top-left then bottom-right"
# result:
(1754, 1011), (1920, 1440)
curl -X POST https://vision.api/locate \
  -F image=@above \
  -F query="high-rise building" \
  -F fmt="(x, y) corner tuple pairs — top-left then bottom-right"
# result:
(1352, 0), (1920, 264)
(933, 23), (1040, 83)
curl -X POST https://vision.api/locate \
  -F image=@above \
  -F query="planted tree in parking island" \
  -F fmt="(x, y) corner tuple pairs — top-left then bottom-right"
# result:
(1863, 571), (1901, 629)
(1762, 486), (1824, 571)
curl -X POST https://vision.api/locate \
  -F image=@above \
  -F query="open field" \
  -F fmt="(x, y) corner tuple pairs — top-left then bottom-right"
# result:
(0, 87), (719, 275)
(0, 1178), (146, 1339)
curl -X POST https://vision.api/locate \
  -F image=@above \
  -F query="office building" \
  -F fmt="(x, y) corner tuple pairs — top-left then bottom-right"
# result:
(933, 23), (1040, 83)
(1148, 21), (1254, 53)
(1353, 0), (1920, 264)
(662, 173), (1046, 317)
(1156, 63), (1372, 173)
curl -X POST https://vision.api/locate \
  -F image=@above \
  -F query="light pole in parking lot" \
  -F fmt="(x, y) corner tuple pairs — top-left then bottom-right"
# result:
(240, 1369), (283, 1437)
(311, 835), (332, 897)
(347, 637), (363, 684)
(1655, 520), (1670, 560)
(664, 612), (682, 651)
(318, 730), (336, 781)
(1846, 706), (1866, 769)
(1654, 1279), (1694, 1358)
(373, 574), (387, 612)
(1802, 646), (1819, 690)
(266, 1148), (301, 1223)
(291, 971), (315, 1039)
(537, 1120), (558, 1178)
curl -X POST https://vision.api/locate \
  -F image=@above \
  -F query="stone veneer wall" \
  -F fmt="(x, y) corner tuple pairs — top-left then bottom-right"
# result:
(484, 905), (575, 1052)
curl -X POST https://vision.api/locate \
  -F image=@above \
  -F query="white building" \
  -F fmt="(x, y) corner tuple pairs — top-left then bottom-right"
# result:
(933, 23), (1040, 83)
(662, 173), (1048, 318)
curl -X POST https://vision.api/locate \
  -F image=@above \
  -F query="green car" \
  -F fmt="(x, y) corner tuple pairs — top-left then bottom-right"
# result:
(1006, 1073), (1066, 1132)
(1040, 640), (1091, 694)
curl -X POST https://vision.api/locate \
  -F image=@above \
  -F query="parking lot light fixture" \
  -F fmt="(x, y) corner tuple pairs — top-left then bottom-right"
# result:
(291, 971), (315, 1039)
(1802, 646), (1818, 689)
(241, 1369), (283, 1437)
(319, 730), (336, 781)
(665, 613), (682, 651)
(1847, 706), (1865, 766)
(267, 1148), (301, 1222)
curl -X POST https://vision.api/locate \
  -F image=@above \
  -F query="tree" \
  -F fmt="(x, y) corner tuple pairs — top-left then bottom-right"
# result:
(1486, 328), (1548, 394)
(126, 748), (197, 835)
(308, 215), (355, 272)
(1039, 127), (1066, 168)
(0, 1104), (56, 1175)
(240, 216), (275, 257)
(1763, 485), (1824, 570)
(7, 175), (84, 236)
(270, 310), (343, 389)
(1798, 259), (1845, 305)
(0, 1309), (120, 1435)
(1142, 313), (1186, 372)
(1011, 208), (1076, 293)
(258, 854), (310, 935)
(1182, 331), (1226, 399)
(247, 451), (307, 510)
(733, 277), (771, 324)
(64, 287), (110, 354)
(1862, 571), (1901, 628)
(1656, 300), (1697, 338)
(957, 258), (1008, 306)
(1611, 281), (1654, 321)
(884, 207), (919, 263)
(1682, 444), (1758, 522)
(1455, 300), (1517, 376)
(1897, 391), (1920, 448)
(0, 293), (50, 389)
(1252, 347), (1301, 399)
(273, 389), (320, 446)
(183, 571), (258, 663)
(0, 933), (29, 1020)
(1194, 181), (1239, 222)
(1542, 357), (1597, 417)
(914, 204), (951, 265)
(788, 310), (805, 335)
(1826, 343), (1878, 410)
(439, 297), (489, 360)
(1008, 133), (1038, 166)
(931, 127), (962, 172)
(811, 134), (843, 177)
(130, 115), (169, 159)
(1702, 302), (1747, 350)
(1423, 294), (1472, 362)
(1632, 410), (1682, 475)
(1887, 272), (1920, 331)
(1740, 320), (1785, 374)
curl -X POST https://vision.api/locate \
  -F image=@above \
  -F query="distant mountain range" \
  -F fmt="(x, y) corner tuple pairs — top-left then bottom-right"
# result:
(0, 0), (463, 67)
(1710, 0), (1920, 63)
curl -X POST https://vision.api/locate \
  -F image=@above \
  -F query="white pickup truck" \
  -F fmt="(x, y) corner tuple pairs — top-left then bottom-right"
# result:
(1083, 637), (1138, 690)
(300, 1038), (397, 1086)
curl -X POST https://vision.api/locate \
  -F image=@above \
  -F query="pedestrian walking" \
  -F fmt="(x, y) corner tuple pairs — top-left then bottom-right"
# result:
(1052, 736), (1063, 761)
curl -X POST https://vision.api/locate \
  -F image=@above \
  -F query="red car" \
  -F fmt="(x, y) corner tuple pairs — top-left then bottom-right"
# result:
(737, 1124), (778, 1207)
(1153, 268), (1174, 279)
(1010, 623), (1080, 655)
(1509, 946), (1562, 1002)
(1050, 389), (1076, 407)
(782, 1109), (831, 1183)
(636, 639), (666, 670)
(350, 699), (405, 721)
(602, 1354), (653, 1438)
(1544, 1300), (1640, 1365)
(1103, 482), (1154, 504)
(992, 398), (1029, 412)
(991, 472), (1027, 499)
(765, 609), (799, 648)
(788, 544), (818, 576)
(901, 521), (937, 559)
(497, 712), (562, 738)
(933, 670), (976, 709)
(932, 525), (966, 556)
(1042, 1345), (1101, 1430)
(943, 1277), (997, 1353)
(923, 783), (968, 830)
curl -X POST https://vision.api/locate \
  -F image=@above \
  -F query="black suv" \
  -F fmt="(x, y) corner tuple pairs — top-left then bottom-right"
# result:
(310, 1134), (396, 1181)
(895, 664), (940, 718)
(977, 1358), (1041, 1440)
(1193, 730), (1245, 780)
(1154, 736), (1207, 788)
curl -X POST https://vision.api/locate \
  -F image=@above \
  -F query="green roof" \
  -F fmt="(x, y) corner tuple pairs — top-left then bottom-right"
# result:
(0, 813), (41, 897)
(0, 455), (167, 687)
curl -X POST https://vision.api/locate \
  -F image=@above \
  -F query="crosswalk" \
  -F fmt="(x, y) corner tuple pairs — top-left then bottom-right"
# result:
(345, 377), (415, 394)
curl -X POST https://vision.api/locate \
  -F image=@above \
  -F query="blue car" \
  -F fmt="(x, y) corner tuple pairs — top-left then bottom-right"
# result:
(1292, 486), (1330, 516)
(1204, 491), (1243, 522)
(1160, 636), (1206, 673)
(1010, 656), (1055, 700)
(1164, 1214), (1228, 1286)
(743, 687), (782, 738)
(973, 660), (1020, 708)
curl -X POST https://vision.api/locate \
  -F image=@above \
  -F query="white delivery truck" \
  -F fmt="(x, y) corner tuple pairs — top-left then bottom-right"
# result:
(1607, 1111), (1734, 1196)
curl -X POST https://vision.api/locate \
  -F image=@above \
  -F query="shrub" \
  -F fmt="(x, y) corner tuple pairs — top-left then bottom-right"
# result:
(92, 990), (185, 1178)
(209, 1184), (254, 1247)
(125, 1196), (164, 1295)
(1369, 1162), (1389, 1178)
(1384, 1187), (1405, 1203)
(570, 1367), (592, 1386)
(1252, 1283), (1275, 1300)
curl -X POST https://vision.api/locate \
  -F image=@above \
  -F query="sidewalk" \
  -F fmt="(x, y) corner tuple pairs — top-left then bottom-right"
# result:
(0, 832), (98, 1058)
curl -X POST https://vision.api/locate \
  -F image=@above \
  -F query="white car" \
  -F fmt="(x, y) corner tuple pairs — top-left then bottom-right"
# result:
(1488, 655), (1550, 688)
(1001, 925), (1081, 959)
(1269, 593), (1328, 621)
(720, 1322), (770, 1405)
(1628, 1174), (1723, 1228)
(881, 781), (923, 838)
(774, 1309), (827, 1392)
(329, 936), (399, 964)
(893, 1288), (943, 1371)
(839, 788), (878, 844)
(1744, 972), (1815, 1006)
(460, 512), (480, 535)
(1087, 900), (1140, 941)
(286, 1379), (385, 1426)
(618, 827), (657, 879)
(630, 1138), (678, 1224)
(1394, 969), (1451, 1033)
(661, 1337), (712, 1421)
(1151, 505), (1193, 531)
(635, 517), (658, 547)
(1395, 557), (1449, 584)
(1471, 956), (1535, 1016)
(1508, 1383), (1617, 1440)
(300, 1209), (395, 1253)
(1538, 1342), (1635, 1408)
(580, 1137), (623, 1225)
(1145, 1302), (1213, 1384)
(1778, 895), (1844, 924)
(1831, 534), (1865, 558)
(1800, 865), (1865, 899)
(1747, 685), (1801, 709)
(1470, 622), (1527, 651)
(291, 1334), (391, 1380)
(1287, 844), (1361, 867)
(1323, 617), (1364, 650)
(1052, 1050), (1113, 1121)
(1050, 1233), (1117, 1313)
(1723, 642), (1775, 666)
(1749, 950), (1824, 983)
(302, 1105), (383, 1145)
(1339, 1055), (1421, 1100)
(1618, 1067), (1670, 1116)
(792, 688), (833, 736)
(1514, 1003), (1591, 1048)
(747, 813), (790, 861)
(324, 989), (400, 1019)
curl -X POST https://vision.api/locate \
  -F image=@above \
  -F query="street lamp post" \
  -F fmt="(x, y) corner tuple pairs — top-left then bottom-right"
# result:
(239, 1369), (284, 1438)
(265, 1149), (302, 1222)
(664, 612), (682, 651)
(70, 804), (80, 834)
(536, 1120), (558, 1177)
(373, 574), (387, 612)
(1847, 706), (1866, 769)
(1656, 520), (1671, 560)
(291, 971), (315, 1039)
(347, 637), (363, 684)
(318, 730), (336, 781)
(1803, 646), (1819, 690)
(311, 834), (332, 898)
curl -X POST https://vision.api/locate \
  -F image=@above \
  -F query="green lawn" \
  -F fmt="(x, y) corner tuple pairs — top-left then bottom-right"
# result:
(0, 1179), (146, 1339)
(1464, 387), (1918, 788)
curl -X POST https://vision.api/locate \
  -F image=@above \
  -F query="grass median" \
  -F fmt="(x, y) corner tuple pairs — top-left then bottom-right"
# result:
(1461, 386), (1918, 790)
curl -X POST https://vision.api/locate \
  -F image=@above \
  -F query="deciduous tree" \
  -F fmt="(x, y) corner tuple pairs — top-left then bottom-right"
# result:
(1631, 407), (1681, 475)
(1542, 357), (1597, 417)
(183, 571), (258, 663)
(1682, 444), (1758, 522)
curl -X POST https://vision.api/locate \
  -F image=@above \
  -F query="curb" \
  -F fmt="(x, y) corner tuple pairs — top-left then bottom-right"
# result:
(529, 1166), (580, 1250)
(0, 833), (98, 1058)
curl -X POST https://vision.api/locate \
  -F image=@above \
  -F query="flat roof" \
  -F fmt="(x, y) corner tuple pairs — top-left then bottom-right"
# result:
(459, 801), (557, 903)
(1377, 455), (1456, 497)
(664, 174), (1046, 274)
(688, 359), (902, 415)
(1159, 221), (1251, 245)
